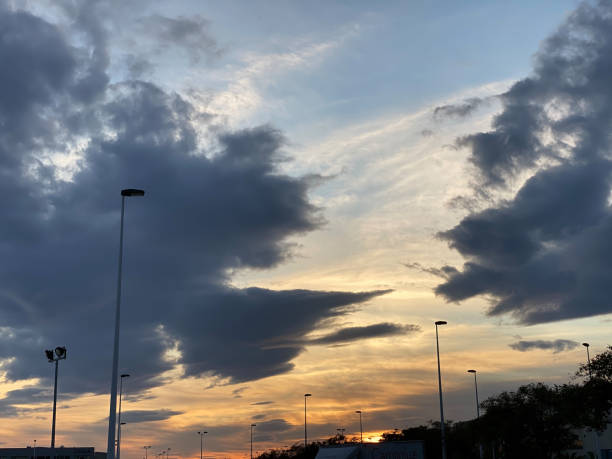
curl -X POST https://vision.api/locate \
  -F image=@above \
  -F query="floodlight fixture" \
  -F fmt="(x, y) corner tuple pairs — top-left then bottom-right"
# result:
(435, 320), (447, 326)
(582, 342), (590, 347)
(45, 350), (54, 361)
(467, 369), (476, 373)
(55, 346), (67, 359)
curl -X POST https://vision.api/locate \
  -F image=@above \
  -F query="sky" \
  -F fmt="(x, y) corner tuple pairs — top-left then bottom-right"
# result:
(0, 0), (611, 457)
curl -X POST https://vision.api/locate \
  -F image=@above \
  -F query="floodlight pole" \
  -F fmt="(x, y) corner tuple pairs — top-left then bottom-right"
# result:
(107, 189), (144, 459)
(51, 359), (59, 448)
(46, 346), (66, 449)
(356, 411), (363, 444)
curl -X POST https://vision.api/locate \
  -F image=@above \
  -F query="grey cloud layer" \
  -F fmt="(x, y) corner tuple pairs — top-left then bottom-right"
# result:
(0, 5), (389, 415)
(509, 340), (579, 353)
(436, 0), (612, 324)
(307, 323), (420, 345)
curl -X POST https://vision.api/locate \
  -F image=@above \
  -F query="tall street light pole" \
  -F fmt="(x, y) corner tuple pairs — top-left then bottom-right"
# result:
(582, 342), (592, 379)
(198, 431), (208, 459)
(355, 411), (363, 444)
(117, 374), (130, 459)
(468, 370), (483, 459)
(144, 446), (152, 459)
(45, 346), (67, 448)
(107, 188), (145, 459)
(435, 320), (448, 459)
(250, 424), (256, 459)
(304, 393), (312, 447)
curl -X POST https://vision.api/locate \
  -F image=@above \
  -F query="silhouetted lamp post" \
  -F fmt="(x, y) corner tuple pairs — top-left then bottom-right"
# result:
(144, 445), (152, 459)
(45, 346), (67, 448)
(435, 320), (448, 459)
(468, 370), (483, 459)
(582, 342), (592, 379)
(304, 393), (312, 447)
(355, 411), (363, 444)
(117, 374), (130, 459)
(250, 424), (256, 459)
(198, 431), (208, 459)
(107, 188), (145, 459)
(336, 428), (345, 443)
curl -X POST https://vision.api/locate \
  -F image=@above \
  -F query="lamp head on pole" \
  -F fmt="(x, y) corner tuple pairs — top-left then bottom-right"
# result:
(121, 189), (145, 197)
(582, 342), (590, 347)
(435, 320), (447, 326)
(251, 424), (256, 427)
(55, 346), (66, 358)
(121, 373), (130, 378)
(355, 410), (361, 414)
(467, 369), (476, 374)
(304, 393), (312, 397)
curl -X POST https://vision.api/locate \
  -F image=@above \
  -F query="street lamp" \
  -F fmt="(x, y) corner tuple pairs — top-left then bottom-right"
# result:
(166, 447), (171, 459)
(435, 320), (448, 459)
(197, 431), (208, 459)
(107, 188), (145, 459)
(304, 393), (312, 447)
(582, 343), (592, 379)
(467, 370), (483, 459)
(250, 424), (256, 459)
(355, 411), (363, 444)
(336, 428), (345, 443)
(117, 374), (130, 459)
(45, 346), (67, 448)
(144, 446), (152, 459)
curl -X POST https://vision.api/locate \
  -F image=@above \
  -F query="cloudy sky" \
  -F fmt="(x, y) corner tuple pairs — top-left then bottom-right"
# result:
(0, 0), (610, 457)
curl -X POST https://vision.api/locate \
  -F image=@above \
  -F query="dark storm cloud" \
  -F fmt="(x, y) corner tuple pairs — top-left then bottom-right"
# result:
(0, 5), (390, 412)
(306, 323), (420, 345)
(0, 387), (52, 417)
(509, 339), (579, 353)
(139, 14), (222, 63)
(120, 409), (183, 423)
(433, 97), (487, 120)
(436, 1), (612, 324)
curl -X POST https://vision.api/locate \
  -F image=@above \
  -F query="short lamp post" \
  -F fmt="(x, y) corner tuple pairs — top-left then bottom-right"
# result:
(355, 411), (363, 444)
(304, 393), (312, 447)
(468, 370), (483, 459)
(45, 346), (67, 448)
(435, 320), (448, 459)
(250, 424), (256, 459)
(117, 374), (130, 459)
(197, 431), (208, 459)
(582, 343), (592, 379)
